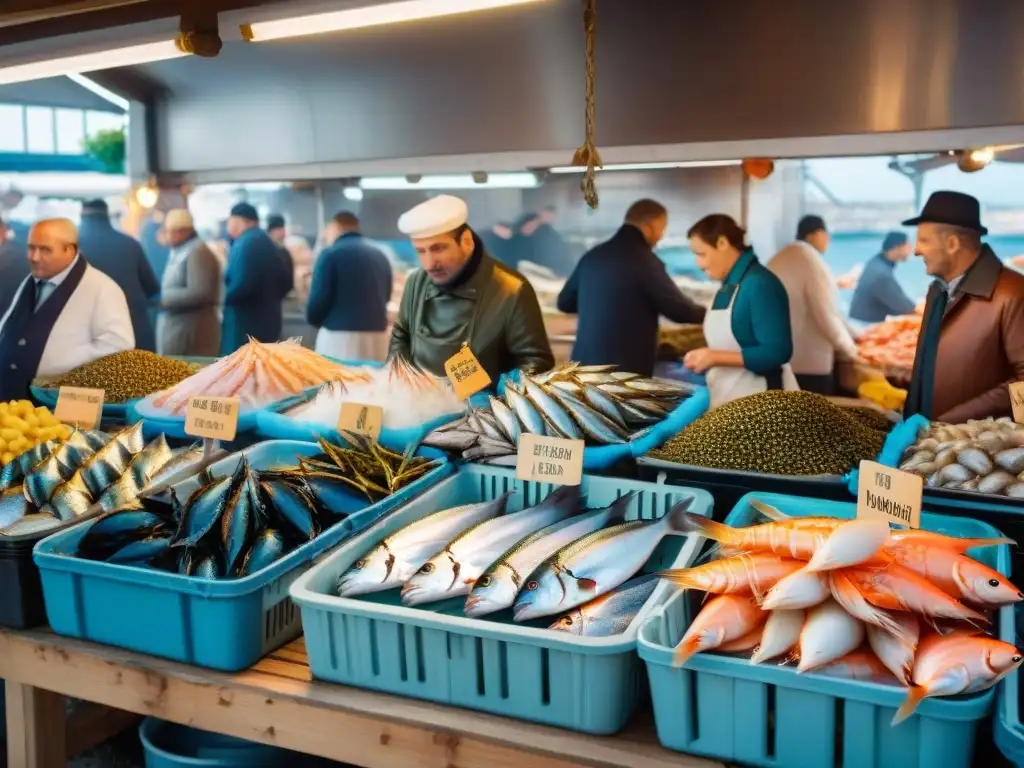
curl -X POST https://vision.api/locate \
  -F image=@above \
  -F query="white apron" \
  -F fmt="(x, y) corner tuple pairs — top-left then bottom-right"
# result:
(703, 286), (799, 409)
(314, 329), (389, 363)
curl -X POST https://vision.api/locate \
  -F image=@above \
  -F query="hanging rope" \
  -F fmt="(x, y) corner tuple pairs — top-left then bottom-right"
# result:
(570, 0), (601, 209)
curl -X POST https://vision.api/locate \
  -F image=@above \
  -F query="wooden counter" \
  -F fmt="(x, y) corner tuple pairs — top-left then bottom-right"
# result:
(0, 629), (725, 768)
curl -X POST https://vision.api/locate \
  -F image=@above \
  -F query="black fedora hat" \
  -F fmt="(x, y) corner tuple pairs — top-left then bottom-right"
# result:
(902, 190), (988, 234)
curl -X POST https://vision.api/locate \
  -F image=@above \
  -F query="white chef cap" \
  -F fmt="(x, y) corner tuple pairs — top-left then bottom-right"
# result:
(397, 194), (469, 239)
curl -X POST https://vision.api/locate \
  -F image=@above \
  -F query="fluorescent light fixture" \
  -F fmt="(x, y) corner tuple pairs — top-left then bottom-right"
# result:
(548, 160), (742, 174)
(359, 173), (540, 190)
(343, 185), (365, 201)
(0, 40), (185, 86)
(245, 0), (546, 42)
(67, 73), (130, 111)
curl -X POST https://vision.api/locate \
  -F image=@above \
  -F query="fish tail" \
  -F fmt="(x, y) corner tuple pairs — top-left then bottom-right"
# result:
(672, 635), (702, 667)
(656, 568), (702, 592)
(749, 498), (789, 522)
(892, 685), (929, 726)
(667, 503), (735, 545)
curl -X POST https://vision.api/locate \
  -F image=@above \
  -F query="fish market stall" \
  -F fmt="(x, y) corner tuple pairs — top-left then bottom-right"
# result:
(856, 314), (920, 385)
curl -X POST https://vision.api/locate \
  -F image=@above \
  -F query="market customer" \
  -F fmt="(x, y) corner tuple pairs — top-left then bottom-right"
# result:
(0, 214), (29, 315)
(390, 194), (554, 381)
(266, 213), (295, 299)
(78, 198), (160, 353)
(221, 203), (288, 355)
(306, 211), (392, 362)
(848, 231), (916, 323)
(557, 199), (705, 376)
(0, 218), (133, 400)
(156, 209), (221, 357)
(684, 214), (797, 408)
(767, 215), (858, 395)
(903, 191), (1024, 422)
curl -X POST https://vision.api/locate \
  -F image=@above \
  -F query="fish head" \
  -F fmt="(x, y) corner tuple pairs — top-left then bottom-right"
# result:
(512, 568), (564, 622)
(987, 643), (1024, 679)
(465, 565), (518, 617)
(548, 610), (584, 635)
(401, 552), (458, 606)
(955, 559), (1024, 606)
(337, 545), (398, 596)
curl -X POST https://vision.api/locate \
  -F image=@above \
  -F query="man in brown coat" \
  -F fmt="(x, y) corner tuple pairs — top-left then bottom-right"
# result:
(904, 191), (1024, 423)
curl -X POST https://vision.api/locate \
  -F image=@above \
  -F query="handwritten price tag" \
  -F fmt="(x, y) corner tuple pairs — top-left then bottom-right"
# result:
(338, 402), (384, 441)
(185, 396), (240, 442)
(444, 345), (491, 400)
(516, 433), (584, 486)
(857, 460), (922, 528)
(54, 387), (104, 429)
(1010, 381), (1024, 424)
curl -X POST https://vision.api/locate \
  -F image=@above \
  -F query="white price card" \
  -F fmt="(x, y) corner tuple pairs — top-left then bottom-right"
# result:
(515, 433), (585, 486)
(857, 460), (922, 528)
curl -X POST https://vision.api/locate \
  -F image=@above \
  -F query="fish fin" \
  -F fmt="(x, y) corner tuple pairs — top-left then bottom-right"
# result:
(829, 571), (915, 646)
(666, 503), (735, 544)
(892, 685), (929, 726)
(749, 498), (789, 522)
(672, 635), (702, 667)
(576, 577), (598, 591)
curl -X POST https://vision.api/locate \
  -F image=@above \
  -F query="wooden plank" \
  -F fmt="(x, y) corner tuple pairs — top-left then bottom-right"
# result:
(0, 630), (724, 768)
(66, 703), (142, 758)
(5, 679), (67, 768)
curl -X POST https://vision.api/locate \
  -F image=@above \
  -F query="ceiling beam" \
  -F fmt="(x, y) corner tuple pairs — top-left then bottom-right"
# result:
(0, 1), (153, 29)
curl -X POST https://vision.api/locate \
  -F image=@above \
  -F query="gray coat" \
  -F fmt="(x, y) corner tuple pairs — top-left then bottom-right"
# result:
(156, 235), (221, 357)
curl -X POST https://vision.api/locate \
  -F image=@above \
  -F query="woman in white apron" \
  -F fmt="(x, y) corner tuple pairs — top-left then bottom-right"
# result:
(683, 214), (799, 408)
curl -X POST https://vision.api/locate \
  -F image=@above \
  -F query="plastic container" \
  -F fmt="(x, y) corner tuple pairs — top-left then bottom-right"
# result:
(34, 440), (452, 671)
(290, 465), (713, 734)
(139, 718), (292, 767)
(638, 491), (1014, 768)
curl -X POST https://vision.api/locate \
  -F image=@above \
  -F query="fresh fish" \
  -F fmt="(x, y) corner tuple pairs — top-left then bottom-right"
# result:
(170, 466), (240, 548)
(843, 561), (987, 623)
(261, 478), (319, 540)
(866, 612), (920, 683)
(761, 568), (830, 610)
(750, 609), (804, 664)
(883, 540), (1022, 605)
(464, 441), (516, 461)
(628, 398), (671, 417)
(978, 470), (1016, 495)
(957, 448), (993, 475)
(617, 400), (660, 426)
(811, 650), (899, 683)
(127, 434), (174, 489)
(403, 485), (583, 606)
(717, 624), (765, 653)
(470, 409), (507, 443)
(0, 440), (55, 492)
(893, 631), (1024, 725)
(658, 555), (805, 598)
(240, 529), (287, 576)
(0, 485), (31, 533)
(504, 385), (546, 436)
(298, 472), (364, 517)
(550, 380), (583, 397)
(548, 574), (658, 637)
(549, 389), (628, 445)
(480, 455), (518, 467)
(573, 364), (617, 374)
(624, 377), (687, 394)
(423, 428), (480, 452)
(829, 569), (916, 643)
(797, 598), (864, 673)
(190, 553), (224, 579)
(80, 430), (112, 451)
(578, 385), (626, 428)
(106, 535), (175, 567)
(672, 594), (764, 666)
(24, 430), (96, 506)
(596, 383), (640, 398)
(337, 492), (512, 596)
(222, 470), (259, 575)
(466, 492), (637, 618)
(804, 518), (891, 572)
(488, 396), (521, 444)
(995, 446), (1024, 475)
(522, 377), (583, 440)
(513, 497), (695, 620)
(681, 506), (829, 562)
(77, 507), (172, 560)
(40, 470), (94, 521)
(934, 462), (972, 487)
(142, 443), (217, 495)
(79, 422), (143, 498)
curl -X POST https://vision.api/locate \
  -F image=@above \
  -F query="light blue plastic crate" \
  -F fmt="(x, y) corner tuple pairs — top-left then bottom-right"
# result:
(638, 491), (1014, 768)
(33, 440), (452, 671)
(139, 718), (293, 767)
(289, 465), (713, 734)
(996, 600), (1024, 766)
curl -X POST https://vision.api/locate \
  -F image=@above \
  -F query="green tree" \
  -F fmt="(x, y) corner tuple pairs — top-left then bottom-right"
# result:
(82, 127), (126, 174)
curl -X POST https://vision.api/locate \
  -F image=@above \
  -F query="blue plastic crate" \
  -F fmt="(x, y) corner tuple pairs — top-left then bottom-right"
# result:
(33, 440), (452, 671)
(638, 491), (1014, 768)
(996, 600), (1024, 766)
(139, 718), (293, 767)
(289, 465), (713, 734)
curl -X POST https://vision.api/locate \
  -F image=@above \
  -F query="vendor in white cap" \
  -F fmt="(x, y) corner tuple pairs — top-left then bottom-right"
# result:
(391, 194), (554, 381)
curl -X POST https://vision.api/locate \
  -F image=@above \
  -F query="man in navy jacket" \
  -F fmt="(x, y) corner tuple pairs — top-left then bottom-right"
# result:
(558, 199), (705, 376)
(306, 211), (392, 362)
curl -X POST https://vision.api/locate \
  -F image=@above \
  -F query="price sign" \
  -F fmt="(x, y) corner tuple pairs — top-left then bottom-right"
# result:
(516, 433), (585, 486)
(338, 402), (384, 441)
(54, 387), (104, 429)
(857, 460), (922, 528)
(1010, 381), (1024, 424)
(444, 345), (491, 400)
(185, 396), (240, 442)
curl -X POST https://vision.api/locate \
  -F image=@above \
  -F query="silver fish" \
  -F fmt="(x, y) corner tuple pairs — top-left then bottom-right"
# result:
(466, 490), (635, 618)
(0, 486), (30, 533)
(337, 492), (512, 596)
(522, 377), (582, 440)
(550, 380), (583, 397)
(464, 441), (516, 461)
(471, 410), (507, 443)
(596, 383), (641, 399)
(629, 398), (671, 417)
(513, 497), (695, 620)
(97, 435), (175, 512)
(618, 400), (661, 426)
(80, 421), (144, 498)
(505, 385), (546, 436)
(574, 365), (617, 375)
(403, 485), (584, 606)
(488, 396), (521, 445)
(423, 428), (480, 452)
(549, 573), (658, 637)
(24, 431), (97, 507)
(0, 439), (56, 492)
(141, 443), (219, 496)
(80, 430), (112, 451)
(581, 385), (627, 429)
(624, 378), (687, 395)
(480, 455), (518, 467)
(549, 389), (627, 445)
(40, 470), (94, 521)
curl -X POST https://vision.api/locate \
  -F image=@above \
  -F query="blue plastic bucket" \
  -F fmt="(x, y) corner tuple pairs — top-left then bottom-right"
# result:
(139, 718), (290, 767)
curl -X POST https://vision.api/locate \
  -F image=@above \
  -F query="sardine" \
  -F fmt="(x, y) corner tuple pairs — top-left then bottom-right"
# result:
(422, 428), (479, 452)
(522, 377), (582, 440)
(128, 434), (174, 489)
(106, 535), (175, 566)
(302, 473), (365, 517)
(797, 598), (864, 672)
(24, 430), (96, 507)
(80, 430), (112, 451)
(549, 380), (583, 397)
(549, 389), (627, 445)
(337, 492), (512, 596)
(261, 478), (319, 540)
(504, 385), (546, 436)
(471, 410), (507, 443)
(595, 383), (639, 399)
(40, 470), (94, 521)
(222, 469), (260, 574)
(0, 485), (30, 533)
(513, 497), (695, 620)
(0, 440), (56, 492)
(240, 529), (287, 576)
(142, 443), (217, 496)
(488, 396), (521, 445)
(190, 552), (224, 579)
(628, 398), (670, 417)
(79, 421), (143, 498)
(549, 573), (658, 637)
(77, 506), (171, 561)
(170, 461), (244, 548)
(581, 385), (627, 429)
(617, 400), (661, 426)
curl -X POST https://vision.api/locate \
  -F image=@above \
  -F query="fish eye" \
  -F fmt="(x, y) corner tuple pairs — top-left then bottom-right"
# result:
(526, 580), (539, 591)
(419, 563), (435, 574)
(353, 559), (367, 570)
(989, 578), (1001, 587)
(1015, 655), (1023, 663)
(477, 576), (491, 588)
(562, 617), (573, 626)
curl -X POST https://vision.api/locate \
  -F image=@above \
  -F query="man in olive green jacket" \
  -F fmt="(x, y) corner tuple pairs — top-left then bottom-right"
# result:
(390, 195), (554, 381)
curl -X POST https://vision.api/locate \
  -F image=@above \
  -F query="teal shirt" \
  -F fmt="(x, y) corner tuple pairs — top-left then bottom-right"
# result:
(711, 249), (794, 375)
